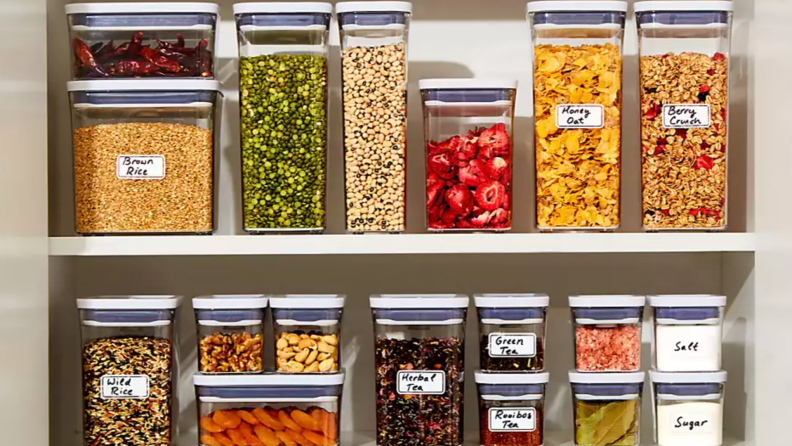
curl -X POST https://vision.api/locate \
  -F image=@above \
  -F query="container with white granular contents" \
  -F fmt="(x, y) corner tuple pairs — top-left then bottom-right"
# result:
(649, 295), (726, 372)
(650, 371), (727, 446)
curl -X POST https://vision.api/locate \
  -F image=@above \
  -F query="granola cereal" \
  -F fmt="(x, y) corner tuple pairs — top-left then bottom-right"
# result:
(534, 44), (622, 229)
(641, 52), (728, 229)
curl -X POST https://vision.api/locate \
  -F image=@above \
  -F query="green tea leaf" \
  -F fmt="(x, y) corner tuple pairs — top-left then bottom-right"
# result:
(575, 400), (637, 446)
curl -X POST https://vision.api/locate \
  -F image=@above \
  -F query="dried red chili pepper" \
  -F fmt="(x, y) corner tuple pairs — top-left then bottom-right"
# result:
(73, 38), (108, 77)
(115, 60), (159, 76)
(140, 46), (181, 72)
(176, 33), (185, 48)
(126, 32), (143, 60)
(94, 40), (115, 59)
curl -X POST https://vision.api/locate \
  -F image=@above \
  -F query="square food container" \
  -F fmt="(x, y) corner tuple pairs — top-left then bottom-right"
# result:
(66, 2), (219, 79)
(420, 79), (517, 232)
(269, 294), (345, 373)
(78, 295), (182, 446)
(194, 373), (344, 446)
(193, 295), (268, 374)
(650, 371), (727, 446)
(569, 295), (645, 372)
(475, 293), (548, 372)
(475, 371), (549, 446)
(570, 371), (645, 446)
(649, 295), (726, 372)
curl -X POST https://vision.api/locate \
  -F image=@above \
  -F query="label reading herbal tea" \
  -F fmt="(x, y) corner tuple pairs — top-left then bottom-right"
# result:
(662, 104), (711, 129)
(488, 333), (537, 357)
(100, 375), (150, 399)
(396, 370), (446, 395)
(116, 155), (166, 180)
(555, 104), (604, 129)
(488, 407), (536, 432)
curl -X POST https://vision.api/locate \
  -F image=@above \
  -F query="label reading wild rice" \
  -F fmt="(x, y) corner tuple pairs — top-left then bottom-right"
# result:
(100, 374), (150, 399)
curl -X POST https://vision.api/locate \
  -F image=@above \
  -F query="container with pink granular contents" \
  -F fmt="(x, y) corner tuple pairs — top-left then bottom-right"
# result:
(569, 295), (646, 372)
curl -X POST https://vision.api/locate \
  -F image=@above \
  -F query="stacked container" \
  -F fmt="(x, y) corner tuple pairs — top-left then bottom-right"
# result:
(475, 294), (548, 372)
(337, 2), (412, 233)
(570, 372), (645, 446)
(234, 3), (332, 233)
(636, 1), (733, 231)
(475, 372), (549, 446)
(650, 371), (727, 446)
(420, 80), (517, 231)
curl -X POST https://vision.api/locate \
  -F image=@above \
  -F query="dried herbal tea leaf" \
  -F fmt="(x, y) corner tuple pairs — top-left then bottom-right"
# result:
(575, 399), (638, 446)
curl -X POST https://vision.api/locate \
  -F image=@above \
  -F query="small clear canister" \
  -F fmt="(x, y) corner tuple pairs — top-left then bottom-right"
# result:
(650, 371), (727, 446)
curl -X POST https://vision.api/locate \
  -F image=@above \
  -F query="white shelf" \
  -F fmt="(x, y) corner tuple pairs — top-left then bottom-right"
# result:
(48, 233), (756, 256)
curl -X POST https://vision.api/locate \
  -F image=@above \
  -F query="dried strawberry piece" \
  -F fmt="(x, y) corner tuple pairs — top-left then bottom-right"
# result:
(477, 145), (494, 162)
(675, 129), (687, 140)
(439, 135), (465, 152)
(470, 211), (490, 228)
(426, 178), (445, 208)
(713, 52), (725, 61)
(720, 109), (726, 120)
(458, 159), (487, 188)
(699, 85), (710, 94)
(501, 165), (512, 187)
(660, 209), (670, 216)
(455, 219), (475, 229)
(451, 150), (470, 167)
(445, 184), (473, 217)
(653, 145), (665, 156)
(427, 203), (446, 227)
(502, 192), (512, 211)
(484, 157), (508, 181)
(428, 153), (456, 180)
(461, 141), (478, 160)
(700, 208), (719, 217)
(474, 181), (506, 211)
(478, 123), (510, 152)
(700, 141), (710, 150)
(489, 208), (509, 226)
(695, 155), (715, 170)
(441, 207), (458, 224)
(707, 69), (715, 76)
(644, 103), (661, 120)
(688, 209), (699, 216)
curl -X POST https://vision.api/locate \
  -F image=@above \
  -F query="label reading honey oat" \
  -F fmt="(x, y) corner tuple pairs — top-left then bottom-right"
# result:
(488, 407), (537, 432)
(488, 333), (537, 358)
(116, 155), (166, 180)
(555, 104), (604, 129)
(663, 105), (711, 129)
(396, 370), (446, 395)
(100, 375), (150, 399)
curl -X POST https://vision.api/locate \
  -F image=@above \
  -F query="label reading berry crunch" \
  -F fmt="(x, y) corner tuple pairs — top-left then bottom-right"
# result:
(663, 104), (711, 129)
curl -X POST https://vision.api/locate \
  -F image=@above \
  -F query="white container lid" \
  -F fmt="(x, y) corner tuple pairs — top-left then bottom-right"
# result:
(194, 372), (345, 386)
(527, 1), (628, 13)
(569, 295), (645, 308)
(475, 371), (550, 384)
(193, 295), (268, 309)
(78, 295), (182, 310)
(66, 3), (220, 15)
(634, 1), (733, 13)
(419, 79), (517, 90)
(475, 294), (549, 308)
(370, 294), (469, 309)
(269, 294), (345, 309)
(233, 2), (333, 14)
(67, 80), (222, 92)
(336, 1), (412, 13)
(648, 294), (727, 307)
(650, 371), (727, 383)
(569, 371), (645, 384)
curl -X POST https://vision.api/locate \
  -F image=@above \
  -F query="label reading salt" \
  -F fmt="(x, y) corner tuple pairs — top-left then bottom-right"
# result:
(555, 104), (604, 129)
(662, 105), (711, 129)
(100, 375), (150, 399)
(488, 408), (536, 432)
(670, 411), (715, 433)
(488, 333), (537, 358)
(116, 155), (166, 180)
(396, 371), (446, 395)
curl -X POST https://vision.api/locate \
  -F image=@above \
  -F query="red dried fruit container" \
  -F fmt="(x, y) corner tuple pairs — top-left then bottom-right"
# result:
(419, 79), (517, 232)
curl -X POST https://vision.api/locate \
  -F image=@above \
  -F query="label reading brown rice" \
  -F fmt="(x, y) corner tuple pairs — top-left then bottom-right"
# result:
(116, 155), (166, 180)
(100, 374), (150, 399)
(555, 104), (604, 129)
(663, 104), (711, 129)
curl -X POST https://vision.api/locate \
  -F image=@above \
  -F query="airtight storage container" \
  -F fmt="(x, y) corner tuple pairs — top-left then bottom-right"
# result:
(78, 295), (182, 446)
(475, 293), (548, 371)
(636, 1), (733, 231)
(420, 79), (517, 231)
(650, 371), (727, 446)
(337, 1), (412, 233)
(528, 1), (627, 231)
(370, 294), (468, 446)
(475, 371), (549, 446)
(570, 295), (645, 372)
(66, 2), (219, 79)
(270, 294), (345, 373)
(234, 3), (331, 233)
(649, 294), (726, 372)
(194, 373), (344, 446)
(570, 371), (645, 446)
(193, 295), (268, 374)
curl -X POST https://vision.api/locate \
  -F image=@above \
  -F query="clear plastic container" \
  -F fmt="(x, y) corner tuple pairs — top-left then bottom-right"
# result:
(419, 79), (517, 232)
(65, 3), (219, 79)
(650, 371), (727, 446)
(528, 1), (627, 231)
(78, 295), (182, 446)
(193, 295), (268, 374)
(475, 371), (549, 446)
(270, 294), (345, 373)
(649, 295), (726, 372)
(234, 3), (331, 234)
(569, 295), (645, 372)
(68, 80), (221, 235)
(475, 293), (548, 372)
(194, 373), (345, 446)
(570, 371), (645, 446)
(370, 294), (469, 446)
(337, 2), (412, 233)
(636, 2), (733, 231)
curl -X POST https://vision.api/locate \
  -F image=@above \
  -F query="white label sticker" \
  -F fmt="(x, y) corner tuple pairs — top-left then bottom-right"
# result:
(488, 333), (537, 358)
(488, 408), (537, 432)
(396, 371), (446, 395)
(555, 104), (604, 129)
(116, 155), (166, 180)
(101, 375), (150, 399)
(662, 104), (711, 129)
(670, 411), (715, 434)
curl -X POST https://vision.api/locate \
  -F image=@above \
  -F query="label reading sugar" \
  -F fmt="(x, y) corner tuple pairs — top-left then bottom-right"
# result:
(663, 104), (711, 129)
(670, 411), (715, 433)
(488, 333), (537, 358)
(555, 104), (604, 129)
(101, 375), (150, 399)
(488, 408), (537, 432)
(396, 371), (446, 395)
(116, 155), (166, 180)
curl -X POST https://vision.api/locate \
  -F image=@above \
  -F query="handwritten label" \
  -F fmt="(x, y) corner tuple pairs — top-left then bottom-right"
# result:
(488, 408), (536, 432)
(488, 333), (537, 358)
(555, 104), (604, 129)
(663, 332), (715, 360)
(663, 105), (711, 129)
(101, 375), (150, 399)
(670, 411), (714, 433)
(396, 371), (446, 395)
(116, 155), (166, 180)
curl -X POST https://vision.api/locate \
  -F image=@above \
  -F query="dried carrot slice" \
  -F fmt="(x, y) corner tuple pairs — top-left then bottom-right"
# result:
(287, 428), (315, 446)
(227, 428), (248, 446)
(276, 430), (298, 446)
(201, 434), (223, 446)
(278, 410), (303, 433)
(240, 423), (264, 446)
(302, 431), (331, 446)
(214, 410), (243, 429)
(254, 425), (282, 446)
(213, 433), (236, 446)
(238, 410), (260, 425)
(253, 408), (286, 431)
(291, 410), (321, 432)
(202, 416), (226, 433)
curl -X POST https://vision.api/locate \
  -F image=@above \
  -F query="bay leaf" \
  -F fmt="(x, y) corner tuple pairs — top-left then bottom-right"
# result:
(575, 400), (603, 426)
(574, 399), (637, 446)
(610, 422), (638, 446)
